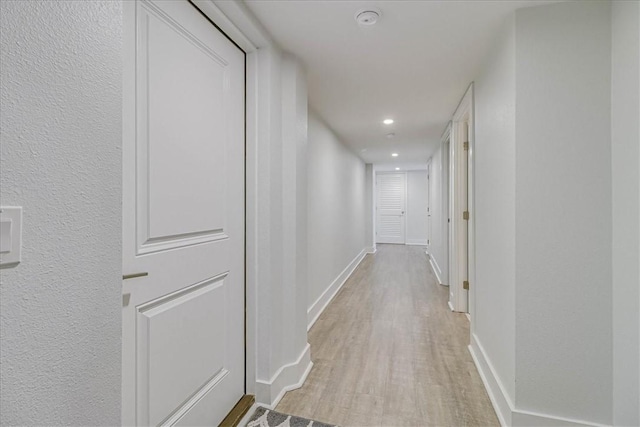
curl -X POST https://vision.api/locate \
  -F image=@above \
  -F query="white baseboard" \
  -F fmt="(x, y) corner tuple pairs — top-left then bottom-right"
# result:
(448, 300), (455, 312)
(468, 335), (512, 426)
(469, 334), (611, 427)
(255, 343), (313, 409)
(367, 246), (377, 254)
(405, 239), (429, 246)
(511, 411), (610, 427)
(426, 252), (443, 285)
(307, 248), (367, 331)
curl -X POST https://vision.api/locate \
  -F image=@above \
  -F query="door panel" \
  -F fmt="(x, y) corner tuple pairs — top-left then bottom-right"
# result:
(122, 1), (245, 425)
(143, 7), (227, 242)
(378, 215), (402, 236)
(376, 173), (406, 244)
(139, 275), (226, 426)
(135, 0), (233, 255)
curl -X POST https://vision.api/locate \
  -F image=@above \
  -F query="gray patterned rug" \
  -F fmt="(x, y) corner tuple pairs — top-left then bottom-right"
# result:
(245, 407), (337, 427)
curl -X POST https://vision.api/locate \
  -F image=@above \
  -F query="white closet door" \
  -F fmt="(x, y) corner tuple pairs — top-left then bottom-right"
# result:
(376, 173), (406, 244)
(121, 1), (245, 425)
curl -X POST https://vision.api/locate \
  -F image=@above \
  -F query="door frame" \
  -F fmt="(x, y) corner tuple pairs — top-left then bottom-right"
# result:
(426, 161), (432, 248)
(193, 1), (314, 407)
(441, 123), (451, 288)
(375, 171), (408, 245)
(448, 83), (475, 316)
(183, 0), (272, 399)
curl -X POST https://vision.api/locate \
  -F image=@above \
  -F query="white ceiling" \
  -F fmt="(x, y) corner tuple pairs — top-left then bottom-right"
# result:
(244, 0), (556, 165)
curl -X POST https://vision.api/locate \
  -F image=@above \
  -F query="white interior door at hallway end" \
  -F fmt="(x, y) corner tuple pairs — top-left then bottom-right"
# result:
(122, 1), (245, 425)
(376, 173), (407, 244)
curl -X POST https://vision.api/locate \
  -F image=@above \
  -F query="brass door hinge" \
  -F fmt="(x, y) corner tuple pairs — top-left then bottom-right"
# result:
(463, 141), (469, 150)
(463, 211), (469, 220)
(463, 280), (469, 290)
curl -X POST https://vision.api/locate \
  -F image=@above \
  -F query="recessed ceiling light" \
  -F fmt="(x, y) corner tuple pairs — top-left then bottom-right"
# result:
(383, 119), (394, 125)
(395, 167), (400, 170)
(392, 153), (399, 157)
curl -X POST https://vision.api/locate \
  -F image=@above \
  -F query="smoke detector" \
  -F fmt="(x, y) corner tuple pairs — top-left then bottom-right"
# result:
(355, 9), (381, 26)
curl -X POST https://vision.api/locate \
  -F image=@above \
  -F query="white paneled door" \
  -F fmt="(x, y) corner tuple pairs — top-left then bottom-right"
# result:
(376, 173), (407, 244)
(122, 1), (245, 425)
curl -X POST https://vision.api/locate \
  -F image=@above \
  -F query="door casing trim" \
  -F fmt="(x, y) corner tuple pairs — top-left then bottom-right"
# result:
(449, 83), (475, 319)
(190, 0), (275, 399)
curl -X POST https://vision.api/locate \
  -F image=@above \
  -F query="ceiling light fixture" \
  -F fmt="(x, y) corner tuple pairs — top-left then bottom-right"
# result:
(355, 8), (381, 26)
(383, 119), (394, 125)
(395, 167), (400, 170)
(392, 153), (399, 157)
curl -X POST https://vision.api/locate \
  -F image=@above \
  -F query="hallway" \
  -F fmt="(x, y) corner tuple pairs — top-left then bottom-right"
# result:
(276, 245), (499, 426)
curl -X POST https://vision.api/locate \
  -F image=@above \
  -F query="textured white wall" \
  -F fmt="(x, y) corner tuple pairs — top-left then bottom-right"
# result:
(307, 112), (366, 310)
(0, 1), (122, 425)
(473, 14), (517, 404)
(612, 1), (640, 424)
(515, 2), (612, 422)
(471, 3), (622, 424)
(405, 170), (429, 245)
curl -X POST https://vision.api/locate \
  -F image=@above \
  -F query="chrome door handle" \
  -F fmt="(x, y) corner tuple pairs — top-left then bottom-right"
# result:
(123, 272), (148, 280)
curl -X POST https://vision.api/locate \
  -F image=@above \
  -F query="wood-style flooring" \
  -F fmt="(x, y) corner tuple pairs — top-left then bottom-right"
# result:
(276, 244), (499, 426)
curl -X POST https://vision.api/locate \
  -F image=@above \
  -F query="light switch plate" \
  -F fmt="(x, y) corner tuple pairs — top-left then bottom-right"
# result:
(0, 206), (22, 268)
(0, 219), (12, 253)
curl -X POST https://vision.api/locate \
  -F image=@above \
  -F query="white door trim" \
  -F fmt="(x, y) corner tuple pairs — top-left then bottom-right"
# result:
(440, 122), (452, 288)
(426, 160), (432, 248)
(449, 83), (475, 315)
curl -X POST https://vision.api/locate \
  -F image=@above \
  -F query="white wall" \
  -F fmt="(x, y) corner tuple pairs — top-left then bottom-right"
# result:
(468, 2), (620, 425)
(281, 54), (310, 374)
(406, 170), (429, 245)
(307, 112), (367, 323)
(252, 47), (312, 405)
(611, 1), (640, 425)
(515, 3), (612, 422)
(0, 1), (122, 425)
(473, 13), (517, 407)
(254, 46), (284, 393)
(427, 146), (448, 285)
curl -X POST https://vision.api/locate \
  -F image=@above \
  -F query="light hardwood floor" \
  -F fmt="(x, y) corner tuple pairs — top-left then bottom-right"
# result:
(276, 244), (499, 426)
